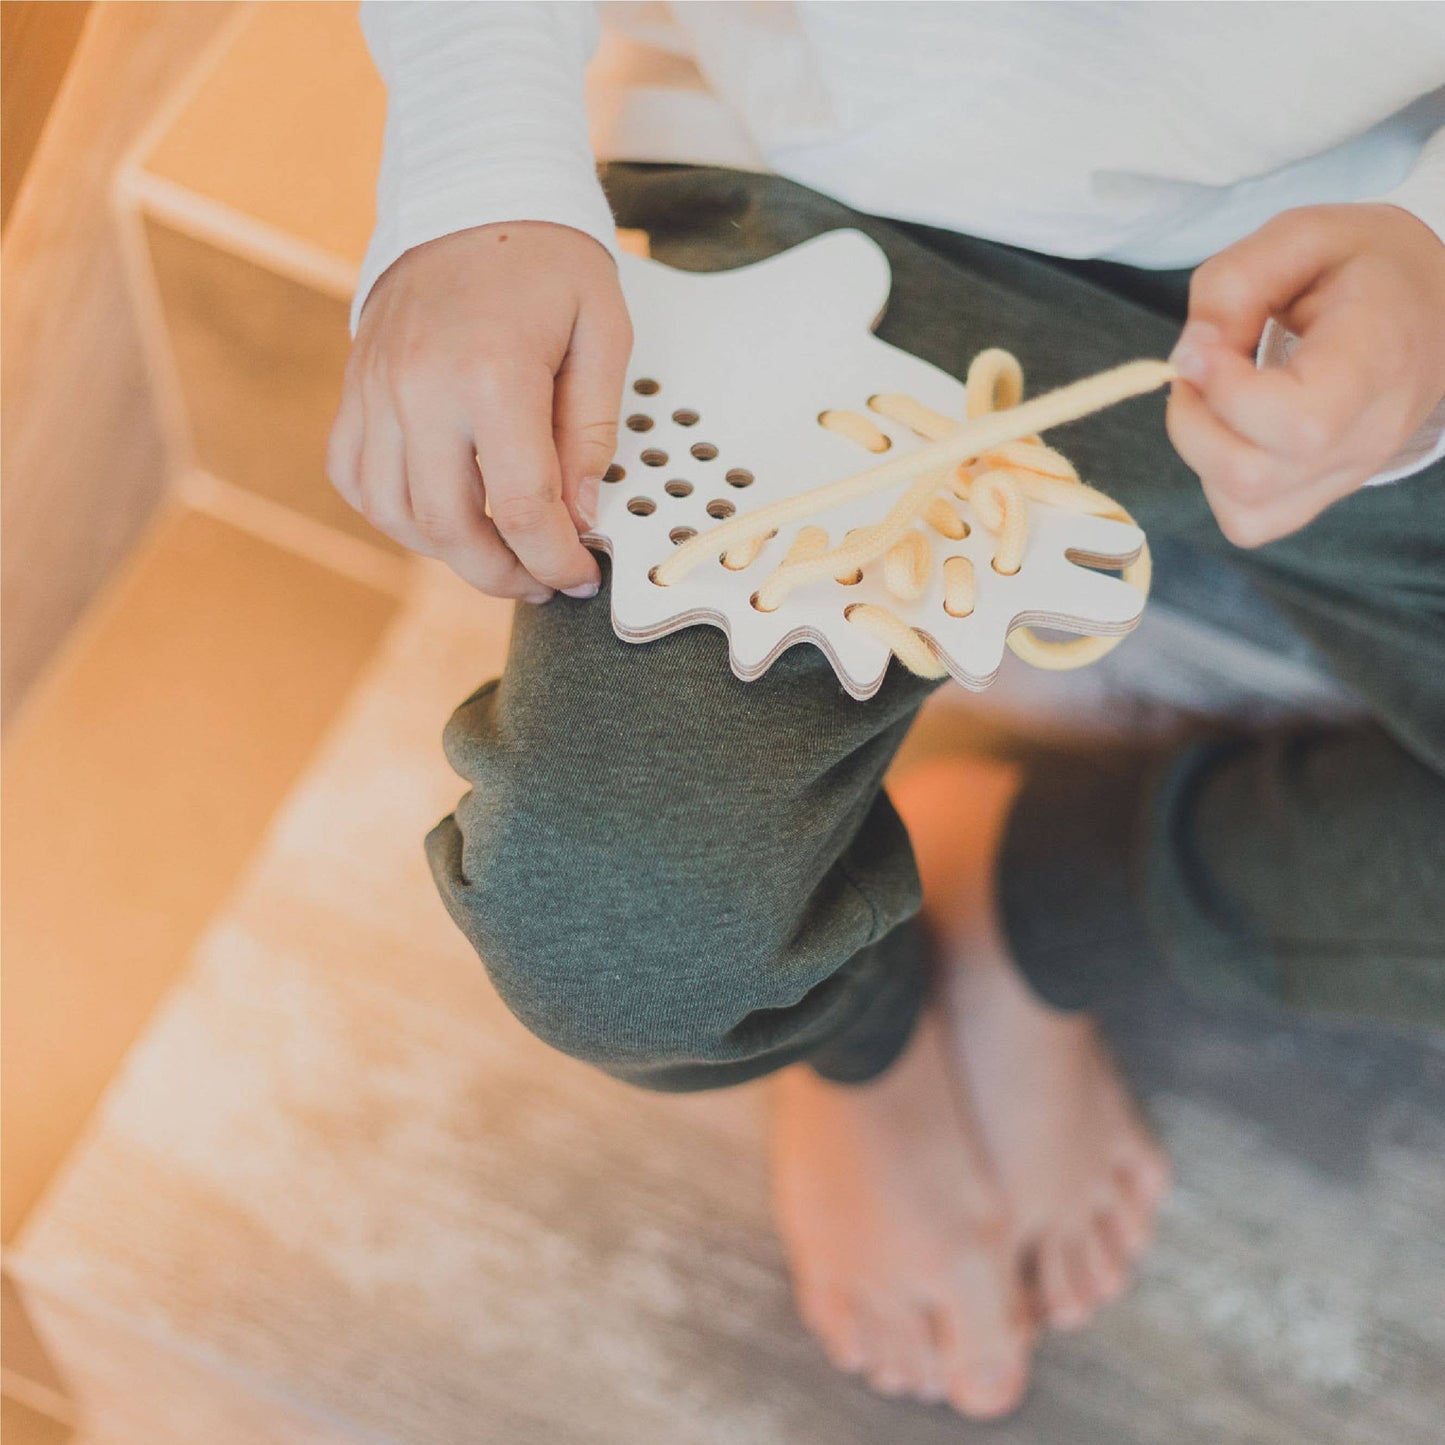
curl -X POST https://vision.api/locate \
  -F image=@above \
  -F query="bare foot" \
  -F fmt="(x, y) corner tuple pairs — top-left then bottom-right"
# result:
(771, 1005), (1034, 1418)
(891, 755), (1172, 1333)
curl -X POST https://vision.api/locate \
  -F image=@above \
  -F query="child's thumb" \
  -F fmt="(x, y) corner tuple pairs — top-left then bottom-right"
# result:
(555, 313), (630, 533)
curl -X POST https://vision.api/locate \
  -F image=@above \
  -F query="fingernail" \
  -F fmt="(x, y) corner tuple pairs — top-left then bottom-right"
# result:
(562, 581), (599, 600)
(523, 590), (554, 606)
(1168, 320), (1220, 384)
(577, 474), (602, 528)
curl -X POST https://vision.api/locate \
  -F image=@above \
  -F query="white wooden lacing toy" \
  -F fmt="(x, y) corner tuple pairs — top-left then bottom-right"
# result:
(585, 231), (1179, 700)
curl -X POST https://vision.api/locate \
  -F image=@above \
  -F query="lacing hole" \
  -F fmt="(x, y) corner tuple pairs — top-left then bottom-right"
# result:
(690, 442), (718, 462)
(670, 527), (697, 545)
(633, 378), (660, 395)
(943, 599), (974, 618)
(817, 410), (892, 452)
(725, 468), (754, 488)
(647, 565), (665, 586)
(749, 591), (778, 613)
(991, 557), (1021, 576)
(706, 499), (735, 519)
(603, 464), (626, 483)
(843, 603), (862, 621)
(626, 414), (653, 432)
(640, 448), (667, 467)
(627, 497), (656, 516)
(664, 479), (693, 498)
(672, 409), (699, 427)
(837, 569), (863, 586)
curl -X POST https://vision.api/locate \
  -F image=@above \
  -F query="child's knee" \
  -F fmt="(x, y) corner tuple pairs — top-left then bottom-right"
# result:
(425, 809), (780, 1070)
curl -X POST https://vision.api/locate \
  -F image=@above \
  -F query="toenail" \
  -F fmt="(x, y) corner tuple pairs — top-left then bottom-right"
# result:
(953, 1375), (1024, 1421)
(974, 1361), (1025, 1402)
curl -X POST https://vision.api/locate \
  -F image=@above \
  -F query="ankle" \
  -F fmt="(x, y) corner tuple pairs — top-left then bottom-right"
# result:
(892, 754), (1023, 943)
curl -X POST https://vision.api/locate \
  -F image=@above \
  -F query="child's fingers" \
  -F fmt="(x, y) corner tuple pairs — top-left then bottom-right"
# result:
(1167, 382), (1361, 547)
(403, 419), (546, 600)
(1187, 307), (1382, 461)
(1167, 380), (1281, 495)
(1166, 381), (1296, 547)
(467, 356), (602, 594)
(325, 377), (366, 511)
(356, 401), (433, 557)
(1186, 208), (1353, 356)
(553, 302), (632, 533)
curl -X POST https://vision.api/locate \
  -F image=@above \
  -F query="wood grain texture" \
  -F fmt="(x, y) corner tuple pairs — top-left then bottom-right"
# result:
(143, 219), (399, 552)
(0, 0), (93, 228)
(2, 1268), (72, 1414)
(139, 1), (383, 269)
(5, 1277), (353, 1445)
(0, 1), (237, 723)
(11, 571), (1442, 1444)
(2, 507), (398, 1243)
(0, 1395), (72, 1445)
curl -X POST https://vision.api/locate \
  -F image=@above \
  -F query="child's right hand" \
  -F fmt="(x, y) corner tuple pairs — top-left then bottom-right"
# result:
(328, 221), (633, 602)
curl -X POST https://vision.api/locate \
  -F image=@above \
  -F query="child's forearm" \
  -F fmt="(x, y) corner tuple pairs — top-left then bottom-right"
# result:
(354, 0), (617, 334)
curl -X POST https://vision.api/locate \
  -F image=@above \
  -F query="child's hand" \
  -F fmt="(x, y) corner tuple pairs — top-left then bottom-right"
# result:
(328, 221), (632, 601)
(1166, 204), (1445, 547)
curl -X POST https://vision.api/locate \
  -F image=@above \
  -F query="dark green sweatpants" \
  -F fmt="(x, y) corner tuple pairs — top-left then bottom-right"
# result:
(426, 166), (1445, 1091)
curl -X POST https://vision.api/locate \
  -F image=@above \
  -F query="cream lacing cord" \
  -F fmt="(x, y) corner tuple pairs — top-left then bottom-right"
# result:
(650, 352), (1178, 677)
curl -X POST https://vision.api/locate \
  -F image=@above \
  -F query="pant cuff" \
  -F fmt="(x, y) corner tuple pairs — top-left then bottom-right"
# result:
(807, 915), (930, 1084)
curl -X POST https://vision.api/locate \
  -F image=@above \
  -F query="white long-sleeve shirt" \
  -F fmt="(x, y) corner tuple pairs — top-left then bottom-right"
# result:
(355, 0), (1445, 480)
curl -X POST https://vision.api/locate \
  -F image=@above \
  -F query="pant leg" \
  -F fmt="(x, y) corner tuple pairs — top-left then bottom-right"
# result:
(427, 164), (1251, 1091)
(995, 415), (1445, 1028)
(427, 570), (940, 1092)
(883, 206), (1445, 1029)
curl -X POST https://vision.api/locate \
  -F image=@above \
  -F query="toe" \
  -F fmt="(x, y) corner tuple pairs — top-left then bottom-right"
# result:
(854, 1301), (908, 1397)
(1061, 1237), (1107, 1323)
(1108, 1166), (1157, 1258)
(1081, 1217), (1128, 1305)
(932, 1258), (1034, 1419)
(865, 1304), (926, 1398)
(948, 1355), (1030, 1420)
(1121, 1141), (1173, 1209)
(905, 1307), (948, 1403)
(936, 1304), (1031, 1420)
(1036, 1236), (1090, 1331)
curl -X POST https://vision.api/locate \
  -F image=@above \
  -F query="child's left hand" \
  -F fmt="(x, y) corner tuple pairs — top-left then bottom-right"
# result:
(1166, 203), (1445, 547)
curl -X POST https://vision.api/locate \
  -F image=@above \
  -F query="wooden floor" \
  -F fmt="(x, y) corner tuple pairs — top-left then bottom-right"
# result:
(10, 565), (1443, 1445)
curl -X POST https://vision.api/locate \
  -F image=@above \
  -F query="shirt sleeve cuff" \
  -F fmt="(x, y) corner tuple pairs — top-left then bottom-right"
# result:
(1378, 123), (1445, 251)
(351, 179), (621, 334)
(352, 0), (615, 332)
